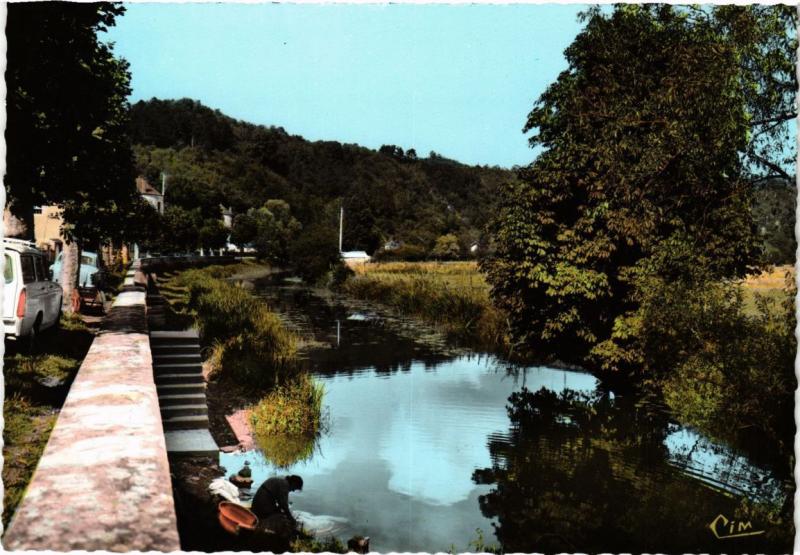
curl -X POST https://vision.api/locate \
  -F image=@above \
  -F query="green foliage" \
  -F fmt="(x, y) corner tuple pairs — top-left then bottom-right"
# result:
(6, 2), (144, 246)
(3, 395), (57, 529)
(751, 179), (797, 265)
(130, 97), (235, 151)
(250, 374), (326, 467)
(245, 200), (302, 263)
(171, 266), (299, 387)
(288, 223), (344, 284)
(652, 274), (796, 459)
(431, 234), (461, 260)
(483, 6), (767, 370)
(250, 374), (325, 435)
(131, 98), (512, 258)
(372, 243), (428, 262)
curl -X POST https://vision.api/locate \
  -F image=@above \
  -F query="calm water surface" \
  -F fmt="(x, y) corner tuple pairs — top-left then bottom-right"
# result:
(220, 284), (792, 553)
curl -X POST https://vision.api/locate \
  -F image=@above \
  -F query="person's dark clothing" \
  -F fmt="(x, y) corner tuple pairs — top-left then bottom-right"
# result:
(251, 477), (293, 521)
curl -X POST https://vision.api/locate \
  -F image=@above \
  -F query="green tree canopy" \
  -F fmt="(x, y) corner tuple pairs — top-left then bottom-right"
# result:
(482, 5), (793, 372)
(6, 2), (141, 246)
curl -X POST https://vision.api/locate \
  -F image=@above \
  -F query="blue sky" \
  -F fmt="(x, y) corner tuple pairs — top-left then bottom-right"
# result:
(104, 4), (587, 168)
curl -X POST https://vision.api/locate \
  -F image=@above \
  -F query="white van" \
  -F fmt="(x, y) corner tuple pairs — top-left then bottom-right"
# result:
(3, 238), (63, 341)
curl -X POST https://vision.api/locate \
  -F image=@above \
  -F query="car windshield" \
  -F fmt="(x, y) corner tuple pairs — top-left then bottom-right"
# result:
(80, 255), (96, 266)
(4, 254), (13, 284)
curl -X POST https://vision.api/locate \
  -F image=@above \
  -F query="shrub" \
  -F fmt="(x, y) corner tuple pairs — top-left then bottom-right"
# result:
(171, 265), (299, 387)
(250, 374), (327, 466)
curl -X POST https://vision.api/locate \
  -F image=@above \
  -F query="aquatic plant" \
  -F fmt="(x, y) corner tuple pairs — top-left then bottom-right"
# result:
(250, 374), (326, 467)
(250, 373), (326, 437)
(341, 262), (508, 351)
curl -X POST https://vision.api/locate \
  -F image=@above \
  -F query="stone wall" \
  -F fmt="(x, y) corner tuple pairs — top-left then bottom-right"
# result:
(3, 283), (180, 551)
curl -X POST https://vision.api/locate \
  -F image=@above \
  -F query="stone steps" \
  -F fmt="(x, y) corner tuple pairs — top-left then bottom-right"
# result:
(154, 362), (203, 375)
(150, 330), (200, 345)
(152, 344), (200, 355)
(161, 414), (210, 430)
(159, 393), (207, 406)
(153, 353), (202, 365)
(157, 383), (205, 396)
(161, 404), (209, 418)
(164, 429), (219, 458)
(149, 303), (217, 457)
(155, 372), (204, 385)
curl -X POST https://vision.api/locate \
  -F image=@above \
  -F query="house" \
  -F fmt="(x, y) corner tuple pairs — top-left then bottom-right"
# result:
(383, 239), (401, 251)
(33, 205), (65, 259)
(221, 206), (233, 228)
(341, 250), (371, 267)
(136, 176), (164, 214)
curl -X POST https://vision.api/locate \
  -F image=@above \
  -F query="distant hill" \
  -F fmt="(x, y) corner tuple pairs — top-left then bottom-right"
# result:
(130, 98), (514, 255)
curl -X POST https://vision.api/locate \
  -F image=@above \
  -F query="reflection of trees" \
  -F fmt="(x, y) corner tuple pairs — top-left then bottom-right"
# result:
(473, 388), (792, 553)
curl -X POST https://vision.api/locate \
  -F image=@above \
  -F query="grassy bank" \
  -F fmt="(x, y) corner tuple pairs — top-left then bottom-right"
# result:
(3, 313), (94, 529)
(159, 263), (326, 464)
(160, 263), (299, 388)
(341, 261), (509, 352)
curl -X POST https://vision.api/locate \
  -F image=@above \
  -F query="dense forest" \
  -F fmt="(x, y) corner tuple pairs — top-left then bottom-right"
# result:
(130, 98), (511, 259)
(130, 97), (794, 267)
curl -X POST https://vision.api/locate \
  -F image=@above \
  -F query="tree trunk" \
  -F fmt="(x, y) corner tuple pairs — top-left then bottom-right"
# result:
(60, 240), (80, 313)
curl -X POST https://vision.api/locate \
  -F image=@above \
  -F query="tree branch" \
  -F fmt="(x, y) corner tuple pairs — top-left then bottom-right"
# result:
(750, 153), (793, 182)
(750, 112), (797, 126)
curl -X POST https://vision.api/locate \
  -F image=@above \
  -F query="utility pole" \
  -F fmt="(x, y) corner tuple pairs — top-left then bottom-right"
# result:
(160, 172), (168, 215)
(339, 205), (344, 253)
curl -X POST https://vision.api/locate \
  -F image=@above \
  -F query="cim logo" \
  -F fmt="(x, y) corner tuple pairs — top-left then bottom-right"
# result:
(709, 514), (765, 540)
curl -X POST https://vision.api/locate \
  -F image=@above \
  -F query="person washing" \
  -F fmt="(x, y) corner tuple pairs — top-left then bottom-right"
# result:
(250, 475), (304, 528)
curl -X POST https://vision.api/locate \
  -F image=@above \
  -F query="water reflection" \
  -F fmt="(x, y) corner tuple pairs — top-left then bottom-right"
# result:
(473, 388), (791, 553)
(221, 283), (793, 553)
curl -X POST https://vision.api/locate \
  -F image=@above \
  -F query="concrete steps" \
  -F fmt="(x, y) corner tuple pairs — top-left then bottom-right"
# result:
(149, 309), (218, 457)
(159, 393), (207, 406)
(161, 404), (209, 418)
(153, 353), (202, 365)
(154, 362), (203, 375)
(151, 331), (202, 345)
(157, 383), (205, 396)
(152, 344), (199, 355)
(161, 414), (210, 430)
(155, 372), (204, 385)
(164, 429), (220, 458)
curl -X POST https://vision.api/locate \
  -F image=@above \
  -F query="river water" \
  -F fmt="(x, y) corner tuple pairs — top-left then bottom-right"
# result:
(220, 283), (792, 553)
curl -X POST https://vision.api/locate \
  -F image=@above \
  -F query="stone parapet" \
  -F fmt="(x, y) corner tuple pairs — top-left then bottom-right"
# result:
(3, 288), (180, 551)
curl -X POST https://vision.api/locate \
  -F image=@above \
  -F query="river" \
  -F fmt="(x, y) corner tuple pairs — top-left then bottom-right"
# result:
(220, 282), (792, 553)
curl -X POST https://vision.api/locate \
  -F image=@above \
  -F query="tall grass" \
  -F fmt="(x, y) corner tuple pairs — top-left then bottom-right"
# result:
(341, 262), (508, 351)
(250, 374), (327, 467)
(165, 265), (299, 387)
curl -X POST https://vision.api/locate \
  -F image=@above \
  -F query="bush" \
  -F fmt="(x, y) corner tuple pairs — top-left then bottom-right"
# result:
(173, 265), (298, 387)
(250, 374), (327, 466)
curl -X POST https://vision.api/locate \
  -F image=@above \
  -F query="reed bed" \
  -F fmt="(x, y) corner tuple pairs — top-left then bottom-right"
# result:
(342, 261), (508, 351)
(165, 265), (300, 387)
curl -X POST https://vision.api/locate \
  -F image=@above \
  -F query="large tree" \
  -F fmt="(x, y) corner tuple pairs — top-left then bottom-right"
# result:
(6, 2), (142, 308)
(482, 6), (795, 372)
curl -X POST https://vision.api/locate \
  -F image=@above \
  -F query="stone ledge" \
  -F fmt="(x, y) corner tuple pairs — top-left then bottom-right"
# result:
(3, 289), (180, 552)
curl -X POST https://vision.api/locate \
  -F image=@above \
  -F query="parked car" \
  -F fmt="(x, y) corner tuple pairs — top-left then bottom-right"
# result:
(50, 250), (99, 287)
(3, 238), (63, 342)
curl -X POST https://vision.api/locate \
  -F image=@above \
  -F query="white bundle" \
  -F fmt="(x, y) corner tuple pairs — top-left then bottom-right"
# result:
(209, 477), (241, 503)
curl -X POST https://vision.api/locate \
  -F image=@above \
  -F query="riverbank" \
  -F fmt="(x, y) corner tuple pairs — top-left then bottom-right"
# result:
(153, 263), (346, 551)
(2, 313), (95, 529)
(340, 261), (510, 352)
